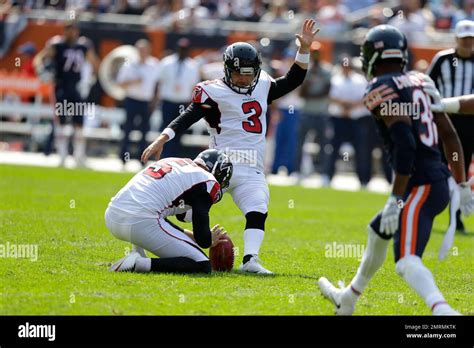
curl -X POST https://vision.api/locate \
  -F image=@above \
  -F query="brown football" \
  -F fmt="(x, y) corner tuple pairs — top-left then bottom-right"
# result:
(209, 234), (234, 272)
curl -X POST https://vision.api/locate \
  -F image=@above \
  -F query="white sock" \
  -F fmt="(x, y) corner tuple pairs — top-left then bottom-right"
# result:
(350, 226), (390, 294)
(55, 126), (69, 165)
(396, 255), (447, 312)
(134, 257), (151, 273)
(243, 228), (264, 256)
(73, 127), (86, 165)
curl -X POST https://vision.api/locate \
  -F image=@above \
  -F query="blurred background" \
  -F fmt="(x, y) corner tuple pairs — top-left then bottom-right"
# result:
(0, 0), (473, 191)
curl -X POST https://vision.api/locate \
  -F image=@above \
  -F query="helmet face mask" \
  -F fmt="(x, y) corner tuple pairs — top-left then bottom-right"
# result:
(360, 25), (408, 79)
(223, 42), (262, 95)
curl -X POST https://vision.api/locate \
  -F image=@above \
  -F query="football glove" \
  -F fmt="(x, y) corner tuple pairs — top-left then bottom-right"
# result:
(421, 75), (444, 113)
(380, 195), (402, 237)
(459, 178), (474, 217)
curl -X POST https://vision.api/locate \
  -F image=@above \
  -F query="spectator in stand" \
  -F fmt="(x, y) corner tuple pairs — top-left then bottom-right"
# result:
(142, 0), (172, 26)
(115, 0), (148, 15)
(431, 0), (464, 29)
(461, 0), (474, 21)
(224, 1), (245, 21)
(295, 41), (333, 177)
(317, 0), (350, 35)
(200, 0), (219, 19)
(292, 0), (318, 31)
(388, 0), (434, 43)
(260, 0), (289, 24)
(245, 0), (264, 22)
(342, 0), (376, 12)
(17, 42), (37, 77)
(166, 0), (210, 32)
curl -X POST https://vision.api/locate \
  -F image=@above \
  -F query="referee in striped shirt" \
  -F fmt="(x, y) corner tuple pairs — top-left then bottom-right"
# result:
(427, 20), (474, 232)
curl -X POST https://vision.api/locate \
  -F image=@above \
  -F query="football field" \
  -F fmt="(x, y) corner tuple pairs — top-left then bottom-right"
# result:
(1, 164), (473, 315)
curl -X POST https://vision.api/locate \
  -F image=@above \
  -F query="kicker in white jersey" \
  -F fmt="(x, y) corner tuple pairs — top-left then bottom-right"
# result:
(192, 71), (274, 170)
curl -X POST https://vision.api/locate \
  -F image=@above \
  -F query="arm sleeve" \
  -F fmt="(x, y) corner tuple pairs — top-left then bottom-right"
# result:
(167, 85), (219, 135)
(183, 183), (214, 249)
(267, 63), (307, 104)
(167, 102), (205, 135)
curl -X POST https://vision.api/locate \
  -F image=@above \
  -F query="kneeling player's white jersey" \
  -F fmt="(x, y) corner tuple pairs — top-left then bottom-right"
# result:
(108, 158), (220, 219)
(193, 71), (275, 171)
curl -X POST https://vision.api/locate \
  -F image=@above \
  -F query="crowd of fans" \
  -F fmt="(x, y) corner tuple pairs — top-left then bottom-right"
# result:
(2, 0), (474, 35)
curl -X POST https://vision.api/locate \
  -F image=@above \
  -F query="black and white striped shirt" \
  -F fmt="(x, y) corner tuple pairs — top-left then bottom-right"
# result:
(427, 49), (474, 99)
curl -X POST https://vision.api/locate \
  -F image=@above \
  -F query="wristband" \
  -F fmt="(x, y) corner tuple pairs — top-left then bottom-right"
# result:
(441, 98), (461, 114)
(296, 52), (310, 64)
(161, 127), (175, 141)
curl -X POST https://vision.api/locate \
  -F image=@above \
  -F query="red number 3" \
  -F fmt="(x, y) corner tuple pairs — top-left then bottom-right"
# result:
(242, 101), (263, 134)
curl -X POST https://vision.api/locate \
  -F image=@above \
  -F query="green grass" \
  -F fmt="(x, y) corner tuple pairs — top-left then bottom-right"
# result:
(0, 164), (472, 315)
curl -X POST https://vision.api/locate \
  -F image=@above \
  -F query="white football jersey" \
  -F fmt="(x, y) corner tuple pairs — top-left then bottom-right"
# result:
(192, 70), (275, 171)
(108, 158), (220, 219)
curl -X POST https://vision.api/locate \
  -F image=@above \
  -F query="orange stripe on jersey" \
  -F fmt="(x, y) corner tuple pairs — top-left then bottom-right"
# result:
(400, 187), (418, 259)
(410, 185), (431, 255)
(365, 92), (400, 111)
(370, 83), (391, 95)
(379, 88), (395, 97)
(364, 84), (399, 111)
(378, 93), (400, 104)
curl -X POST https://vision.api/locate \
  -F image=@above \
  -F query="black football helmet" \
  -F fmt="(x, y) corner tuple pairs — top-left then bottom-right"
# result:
(223, 42), (262, 95)
(361, 25), (408, 79)
(194, 149), (233, 191)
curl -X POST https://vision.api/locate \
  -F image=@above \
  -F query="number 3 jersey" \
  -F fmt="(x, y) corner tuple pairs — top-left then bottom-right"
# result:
(107, 158), (220, 219)
(363, 71), (450, 185)
(192, 71), (274, 171)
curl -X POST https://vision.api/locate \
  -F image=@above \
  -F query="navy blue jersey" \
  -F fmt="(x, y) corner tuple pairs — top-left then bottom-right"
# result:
(50, 36), (91, 90)
(363, 71), (450, 185)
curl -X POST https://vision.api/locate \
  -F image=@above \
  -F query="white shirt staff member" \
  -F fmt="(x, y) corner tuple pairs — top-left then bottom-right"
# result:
(116, 39), (160, 164)
(324, 57), (372, 187)
(157, 38), (201, 158)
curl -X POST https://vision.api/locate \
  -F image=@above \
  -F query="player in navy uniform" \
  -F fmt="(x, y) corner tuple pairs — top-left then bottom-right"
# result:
(318, 25), (474, 315)
(34, 21), (99, 167)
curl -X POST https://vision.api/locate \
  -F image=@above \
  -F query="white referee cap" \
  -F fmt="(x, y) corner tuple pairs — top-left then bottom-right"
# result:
(455, 20), (474, 38)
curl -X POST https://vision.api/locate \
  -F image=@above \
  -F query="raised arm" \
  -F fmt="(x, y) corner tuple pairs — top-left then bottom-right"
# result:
(267, 19), (320, 104)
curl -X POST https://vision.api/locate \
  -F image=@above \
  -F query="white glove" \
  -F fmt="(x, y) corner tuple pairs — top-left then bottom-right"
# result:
(421, 75), (444, 112)
(459, 177), (474, 216)
(380, 195), (402, 237)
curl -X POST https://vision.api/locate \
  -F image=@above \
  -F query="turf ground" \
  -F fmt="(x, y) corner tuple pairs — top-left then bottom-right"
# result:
(0, 164), (472, 315)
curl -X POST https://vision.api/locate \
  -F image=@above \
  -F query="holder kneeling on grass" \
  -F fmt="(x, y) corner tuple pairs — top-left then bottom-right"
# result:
(105, 149), (233, 274)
